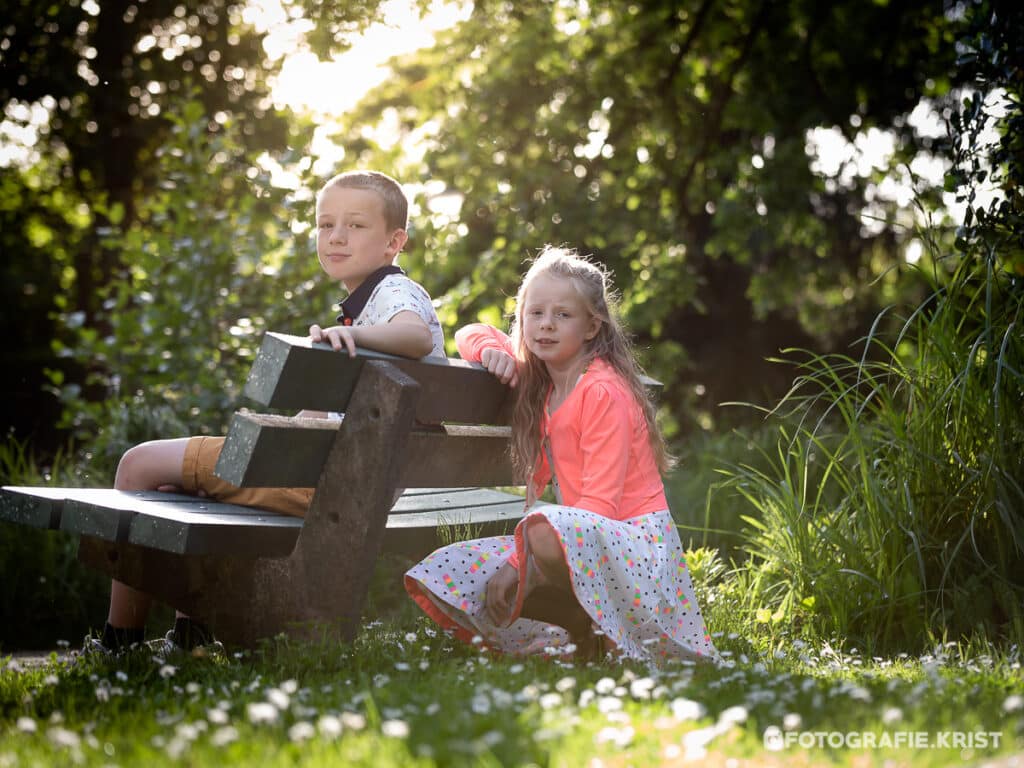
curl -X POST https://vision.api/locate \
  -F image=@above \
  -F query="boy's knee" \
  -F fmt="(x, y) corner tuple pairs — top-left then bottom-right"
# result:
(115, 440), (181, 491)
(114, 443), (149, 490)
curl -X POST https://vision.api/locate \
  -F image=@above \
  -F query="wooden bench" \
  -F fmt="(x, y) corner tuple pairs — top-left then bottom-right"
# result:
(0, 332), (525, 647)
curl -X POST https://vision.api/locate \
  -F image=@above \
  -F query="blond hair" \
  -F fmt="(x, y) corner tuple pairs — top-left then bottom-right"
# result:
(508, 245), (674, 482)
(317, 170), (408, 231)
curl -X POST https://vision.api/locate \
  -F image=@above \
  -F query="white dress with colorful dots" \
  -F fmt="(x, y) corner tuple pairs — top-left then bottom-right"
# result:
(404, 503), (718, 665)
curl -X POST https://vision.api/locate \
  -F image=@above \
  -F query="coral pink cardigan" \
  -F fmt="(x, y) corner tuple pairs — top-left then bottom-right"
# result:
(456, 324), (669, 522)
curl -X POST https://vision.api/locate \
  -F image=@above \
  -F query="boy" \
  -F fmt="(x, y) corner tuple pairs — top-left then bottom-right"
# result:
(89, 170), (445, 655)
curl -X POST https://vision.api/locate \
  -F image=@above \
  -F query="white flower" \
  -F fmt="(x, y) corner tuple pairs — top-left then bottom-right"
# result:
(404, 632), (418, 643)
(16, 717), (37, 733)
(539, 693), (563, 711)
(596, 696), (623, 713)
(718, 705), (748, 726)
(340, 712), (366, 731)
(158, 665), (177, 679)
(629, 677), (655, 700)
(317, 715), (343, 739)
(288, 722), (316, 742)
(207, 708), (229, 725)
(783, 712), (803, 730)
(266, 688), (290, 711)
(555, 676), (576, 692)
(519, 684), (540, 701)
(281, 679), (298, 695)
(682, 724), (721, 761)
(471, 694), (491, 714)
(395, 662), (411, 672)
(47, 727), (81, 749)
(210, 726), (239, 747)
(246, 702), (279, 725)
(185, 682), (201, 695)
(882, 706), (903, 725)
(670, 698), (706, 721)
(1004, 694), (1024, 714)
(595, 677), (616, 694)
(381, 719), (410, 738)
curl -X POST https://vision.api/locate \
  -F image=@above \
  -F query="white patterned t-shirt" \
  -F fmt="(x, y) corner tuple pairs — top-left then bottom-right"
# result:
(327, 274), (445, 422)
(354, 273), (445, 358)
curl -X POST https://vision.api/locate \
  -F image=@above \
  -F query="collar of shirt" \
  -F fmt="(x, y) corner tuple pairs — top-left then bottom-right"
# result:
(335, 265), (405, 325)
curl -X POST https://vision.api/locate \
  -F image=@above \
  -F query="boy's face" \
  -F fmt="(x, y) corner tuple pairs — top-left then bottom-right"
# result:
(316, 185), (407, 292)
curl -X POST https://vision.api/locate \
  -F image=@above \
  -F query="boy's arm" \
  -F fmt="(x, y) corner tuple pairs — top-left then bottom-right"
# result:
(310, 310), (435, 359)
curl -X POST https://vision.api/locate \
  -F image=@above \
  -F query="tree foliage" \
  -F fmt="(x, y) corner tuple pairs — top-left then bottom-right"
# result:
(946, 0), (1024, 266)
(0, 0), (304, 458)
(331, 0), (960, 432)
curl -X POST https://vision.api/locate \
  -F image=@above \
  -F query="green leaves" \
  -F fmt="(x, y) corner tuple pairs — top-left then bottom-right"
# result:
(329, 0), (964, 429)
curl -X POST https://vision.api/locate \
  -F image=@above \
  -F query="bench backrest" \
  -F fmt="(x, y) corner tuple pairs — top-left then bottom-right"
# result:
(245, 332), (513, 424)
(215, 333), (518, 490)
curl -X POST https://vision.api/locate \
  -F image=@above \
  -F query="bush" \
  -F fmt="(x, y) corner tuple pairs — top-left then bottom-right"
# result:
(720, 256), (1023, 652)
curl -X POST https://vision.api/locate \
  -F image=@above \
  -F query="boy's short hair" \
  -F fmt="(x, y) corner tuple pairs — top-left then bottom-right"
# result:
(319, 170), (408, 231)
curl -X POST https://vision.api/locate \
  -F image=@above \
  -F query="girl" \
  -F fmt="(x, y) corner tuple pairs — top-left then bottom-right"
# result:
(404, 246), (717, 664)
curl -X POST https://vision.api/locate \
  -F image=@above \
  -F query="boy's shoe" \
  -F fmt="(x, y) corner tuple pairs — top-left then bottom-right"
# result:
(79, 623), (146, 658)
(80, 634), (114, 658)
(148, 618), (224, 658)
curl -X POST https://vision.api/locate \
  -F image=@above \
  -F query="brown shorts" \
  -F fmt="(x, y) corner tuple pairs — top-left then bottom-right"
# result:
(181, 436), (313, 518)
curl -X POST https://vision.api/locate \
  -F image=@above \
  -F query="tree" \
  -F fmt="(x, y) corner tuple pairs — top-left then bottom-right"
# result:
(0, 0), (382, 455)
(329, 0), (960, 432)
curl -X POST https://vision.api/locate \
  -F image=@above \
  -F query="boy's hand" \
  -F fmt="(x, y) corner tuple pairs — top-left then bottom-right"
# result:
(480, 347), (518, 387)
(485, 562), (519, 625)
(310, 324), (357, 357)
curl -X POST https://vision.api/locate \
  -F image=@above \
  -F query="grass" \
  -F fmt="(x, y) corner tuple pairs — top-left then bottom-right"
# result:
(1, 611), (1022, 767)
(709, 255), (1024, 654)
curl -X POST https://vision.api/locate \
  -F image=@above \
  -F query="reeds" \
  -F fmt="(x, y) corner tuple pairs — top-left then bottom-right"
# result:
(721, 254), (1024, 652)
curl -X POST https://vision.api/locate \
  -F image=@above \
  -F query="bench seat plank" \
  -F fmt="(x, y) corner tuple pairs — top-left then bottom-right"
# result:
(390, 487), (524, 513)
(0, 485), (525, 559)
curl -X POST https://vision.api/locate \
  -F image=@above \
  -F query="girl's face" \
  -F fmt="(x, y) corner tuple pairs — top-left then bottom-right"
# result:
(520, 272), (601, 373)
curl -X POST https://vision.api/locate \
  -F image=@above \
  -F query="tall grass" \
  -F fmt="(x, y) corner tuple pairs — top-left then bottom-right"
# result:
(720, 255), (1024, 653)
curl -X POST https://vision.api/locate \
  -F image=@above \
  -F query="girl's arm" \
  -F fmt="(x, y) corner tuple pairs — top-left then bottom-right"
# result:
(456, 324), (518, 386)
(575, 383), (632, 518)
(454, 324), (514, 362)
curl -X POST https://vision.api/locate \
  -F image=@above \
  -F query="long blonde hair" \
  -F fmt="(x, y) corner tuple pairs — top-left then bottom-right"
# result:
(508, 246), (674, 483)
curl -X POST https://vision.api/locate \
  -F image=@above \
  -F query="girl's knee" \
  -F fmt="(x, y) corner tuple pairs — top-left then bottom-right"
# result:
(526, 520), (562, 560)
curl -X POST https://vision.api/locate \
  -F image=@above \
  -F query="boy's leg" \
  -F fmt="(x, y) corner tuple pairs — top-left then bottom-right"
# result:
(184, 436), (313, 518)
(105, 438), (192, 634)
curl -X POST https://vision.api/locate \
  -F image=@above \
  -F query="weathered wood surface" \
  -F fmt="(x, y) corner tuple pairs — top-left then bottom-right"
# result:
(244, 332), (514, 425)
(215, 413), (515, 488)
(0, 485), (525, 559)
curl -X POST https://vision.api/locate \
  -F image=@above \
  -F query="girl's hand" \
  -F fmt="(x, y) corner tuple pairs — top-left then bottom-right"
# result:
(480, 347), (518, 387)
(485, 562), (519, 625)
(310, 323), (357, 357)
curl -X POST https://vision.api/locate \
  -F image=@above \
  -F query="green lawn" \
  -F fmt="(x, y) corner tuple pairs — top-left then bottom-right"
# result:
(2, 615), (1021, 767)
